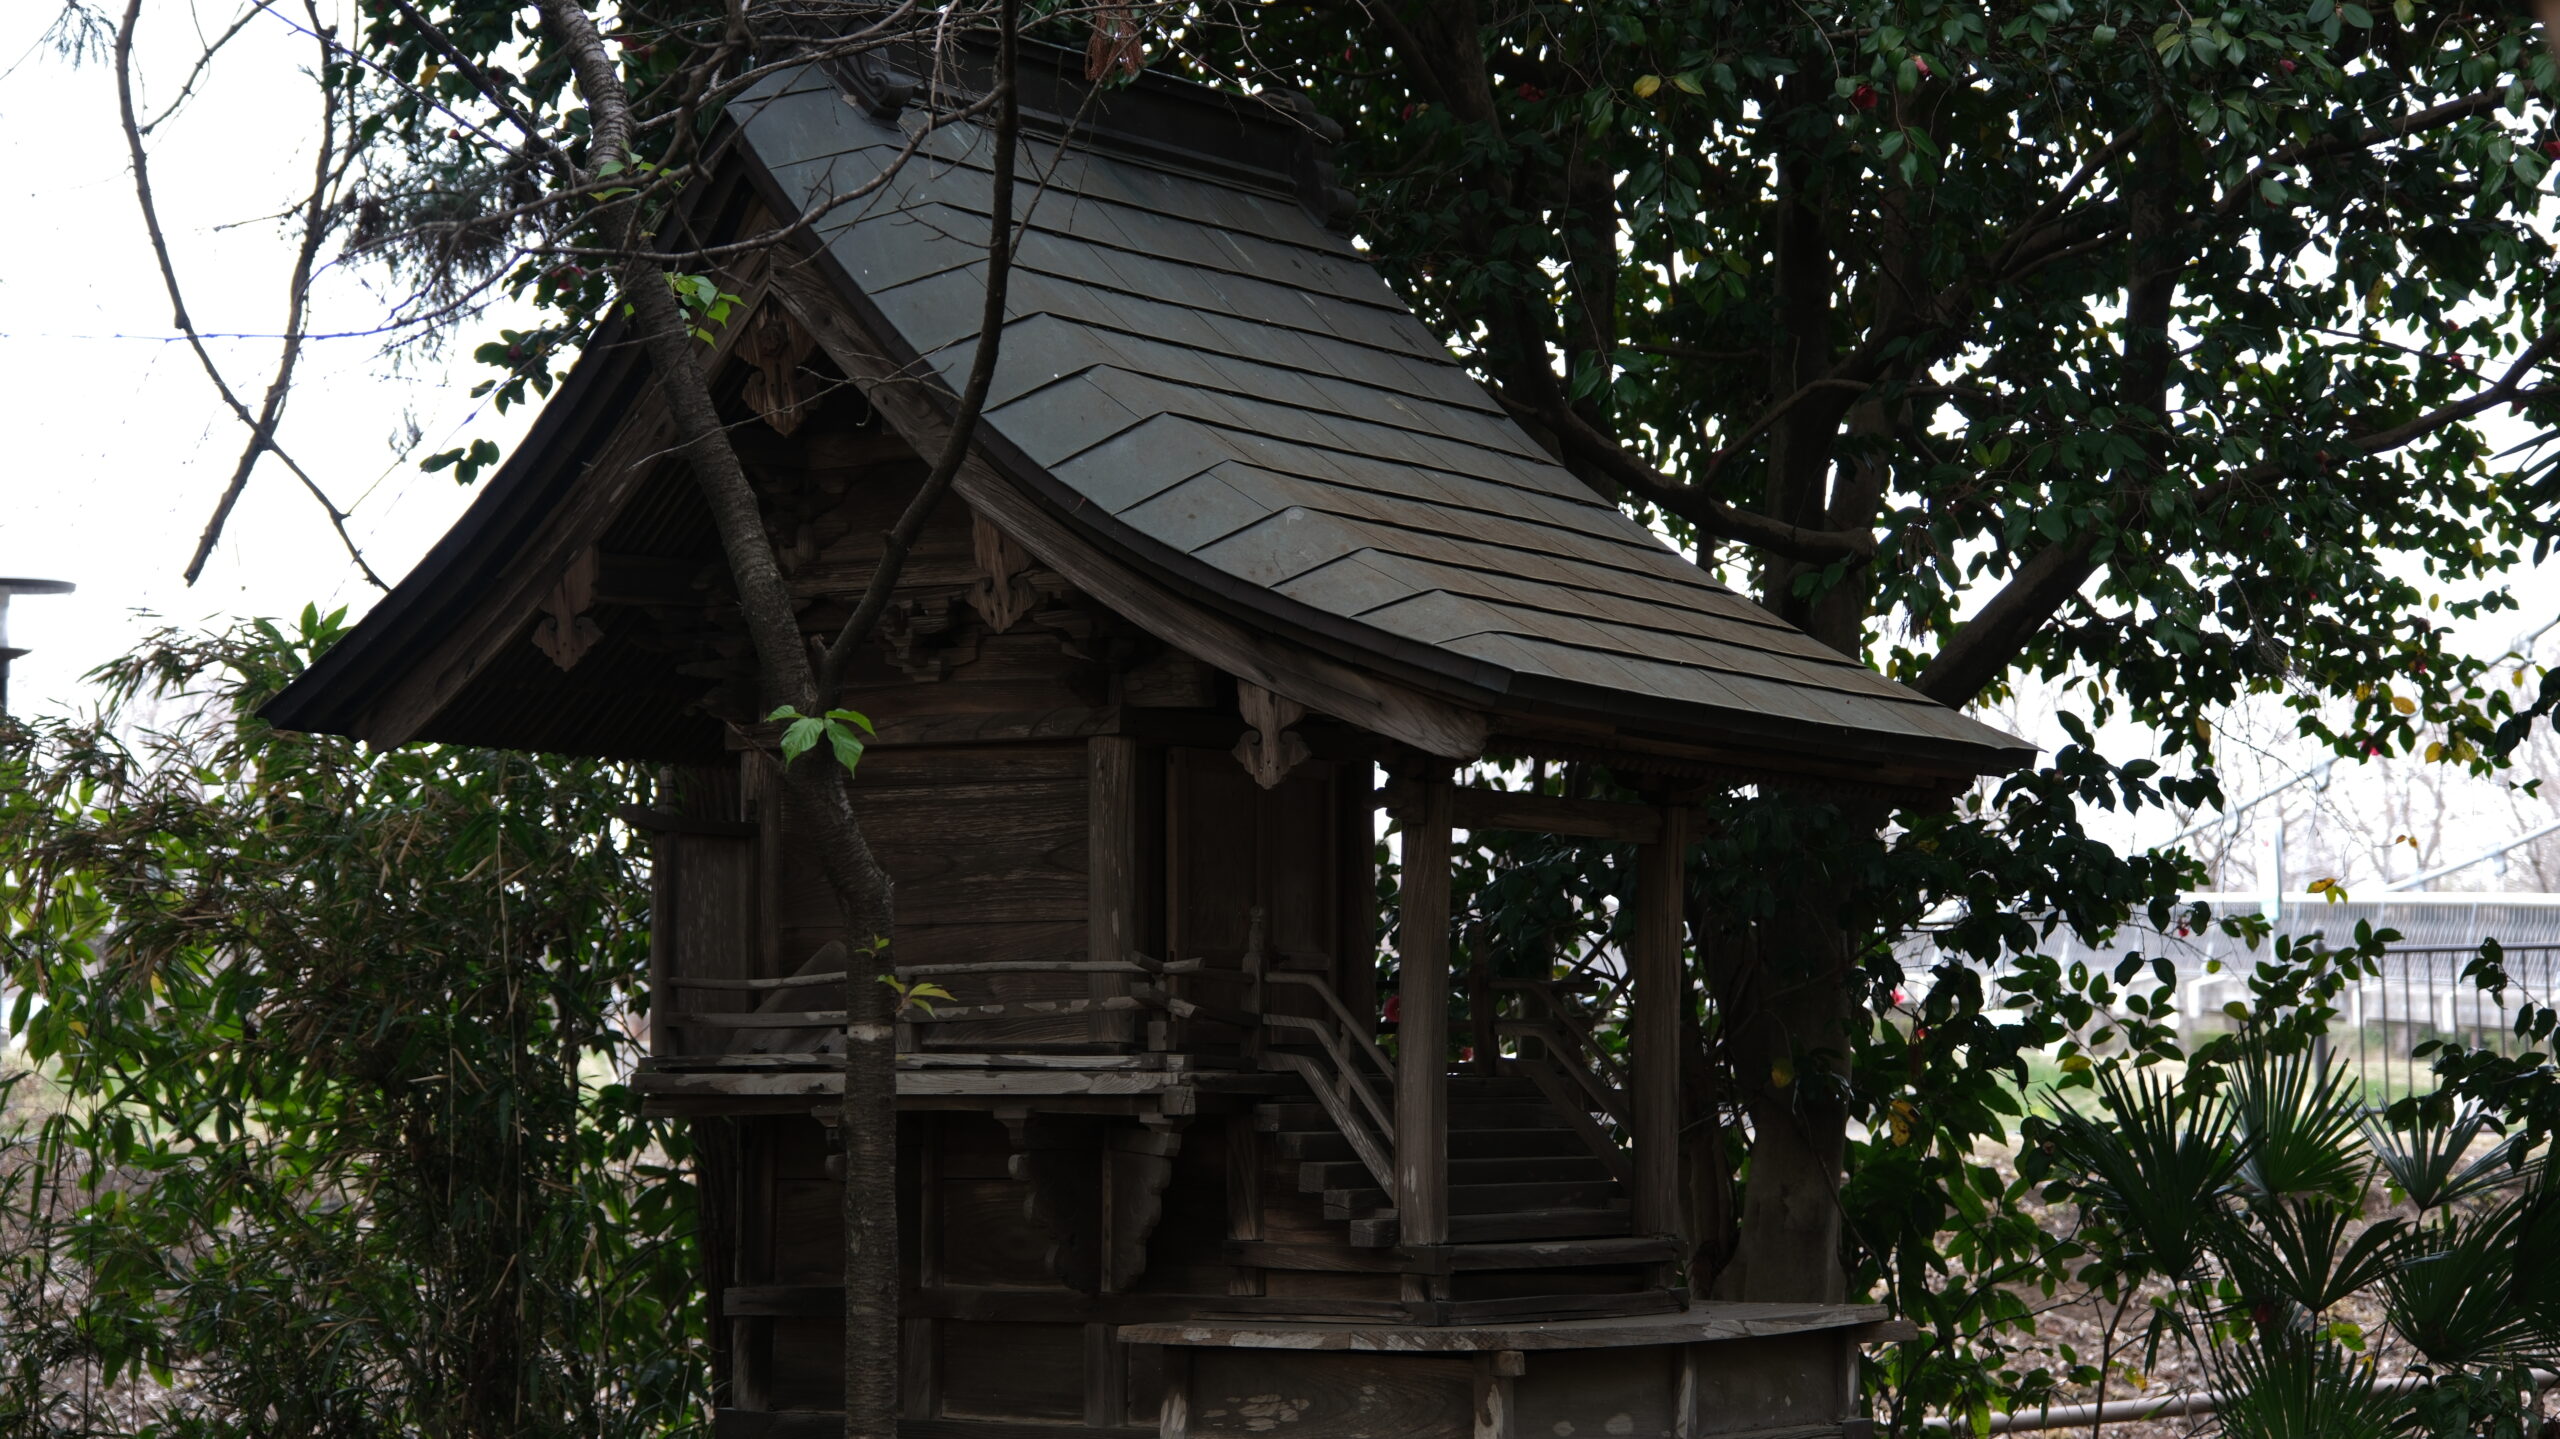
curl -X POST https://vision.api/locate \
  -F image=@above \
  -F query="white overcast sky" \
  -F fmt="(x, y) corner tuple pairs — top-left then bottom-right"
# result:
(0, 0), (526, 720)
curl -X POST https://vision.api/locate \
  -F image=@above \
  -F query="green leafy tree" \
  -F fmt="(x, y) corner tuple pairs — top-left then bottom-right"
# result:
(0, 611), (700, 1437)
(1214, 0), (2560, 1307)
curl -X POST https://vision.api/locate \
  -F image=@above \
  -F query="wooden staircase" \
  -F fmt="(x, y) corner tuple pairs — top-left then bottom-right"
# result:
(1258, 1074), (1632, 1249)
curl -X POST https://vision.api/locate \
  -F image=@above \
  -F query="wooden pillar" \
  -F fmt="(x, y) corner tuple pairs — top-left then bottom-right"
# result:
(1395, 767), (1454, 1246)
(1089, 736), (1142, 1045)
(1631, 805), (1688, 1239)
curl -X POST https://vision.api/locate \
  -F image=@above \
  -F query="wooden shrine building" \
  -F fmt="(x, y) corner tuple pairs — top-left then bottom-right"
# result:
(264, 34), (2033, 1439)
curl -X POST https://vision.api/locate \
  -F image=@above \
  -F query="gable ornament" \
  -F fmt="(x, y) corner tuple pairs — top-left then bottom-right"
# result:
(1232, 681), (1312, 789)
(531, 547), (603, 671)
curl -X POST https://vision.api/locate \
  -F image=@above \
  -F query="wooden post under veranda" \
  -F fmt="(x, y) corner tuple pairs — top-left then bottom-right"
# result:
(1393, 765), (1455, 1247)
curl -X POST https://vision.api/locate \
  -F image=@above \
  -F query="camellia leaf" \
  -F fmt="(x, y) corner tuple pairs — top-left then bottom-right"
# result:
(779, 717), (825, 766)
(825, 719), (867, 777)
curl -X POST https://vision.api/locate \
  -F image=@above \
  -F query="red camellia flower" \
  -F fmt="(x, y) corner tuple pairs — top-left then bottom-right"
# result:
(1852, 83), (1878, 111)
(1913, 56), (1932, 78)
(2280, 58), (2298, 74)
(1518, 82), (1546, 102)
(2544, 139), (2560, 158)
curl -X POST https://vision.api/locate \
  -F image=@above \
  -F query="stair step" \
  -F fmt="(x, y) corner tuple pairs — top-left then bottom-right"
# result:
(1346, 1207), (1636, 1250)
(1443, 1075), (1544, 1098)
(1296, 1154), (1609, 1191)
(1257, 1099), (1572, 1133)
(1323, 1180), (1626, 1218)
(1268, 1127), (1591, 1163)
(1448, 1208), (1634, 1244)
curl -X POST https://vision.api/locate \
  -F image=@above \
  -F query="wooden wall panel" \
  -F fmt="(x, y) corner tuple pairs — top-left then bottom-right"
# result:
(937, 1180), (1059, 1287)
(1683, 1333), (1848, 1435)
(936, 1322), (1088, 1422)
(1185, 1350), (1470, 1439)
(1167, 751), (1261, 961)
(765, 1318), (844, 1411)
(764, 744), (1093, 1048)
(1515, 1348), (1682, 1439)
(1165, 750), (1357, 1043)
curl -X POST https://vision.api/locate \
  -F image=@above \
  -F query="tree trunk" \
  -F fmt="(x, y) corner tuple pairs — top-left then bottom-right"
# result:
(1703, 895), (1855, 1303)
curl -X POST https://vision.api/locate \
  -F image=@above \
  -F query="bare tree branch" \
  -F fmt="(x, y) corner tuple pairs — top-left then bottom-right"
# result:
(818, 68), (1021, 696)
(116, 0), (385, 588)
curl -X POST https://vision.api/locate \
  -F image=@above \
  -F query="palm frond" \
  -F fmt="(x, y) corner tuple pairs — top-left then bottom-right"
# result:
(2362, 1107), (2519, 1214)
(2213, 1338), (2409, 1439)
(2383, 1198), (2556, 1370)
(2043, 1066), (2247, 1283)
(2228, 1041), (2367, 1203)
(2219, 1196), (2410, 1317)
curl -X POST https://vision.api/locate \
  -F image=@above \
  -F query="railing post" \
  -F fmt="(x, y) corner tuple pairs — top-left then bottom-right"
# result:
(1394, 764), (1454, 1246)
(1468, 921), (1499, 1075)
(1242, 906), (1268, 1063)
(1631, 805), (1687, 1240)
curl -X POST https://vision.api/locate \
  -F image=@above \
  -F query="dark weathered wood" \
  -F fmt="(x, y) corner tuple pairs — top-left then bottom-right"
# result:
(670, 1010), (848, 1029)
(1335, 760), (1378, 1030)
(648, 826), (674, 1059)
(672, 971), (851, 992)
(1089, 735), (1144, 1045)
(938, 1320), (1087, 1422)
(1086, 1321), (1127, 1428)
(900, 1317), (937, 1420)
(1104, 1124), (1181, 1292)
(621, 803), (760, 837)
(1403, 1236), (1682, 1274)
(1630, 807), (1687, 1240)
(1383, 781), (1665, 844)
(1222, 1240), (1403, 1274)
(1181, 1348), (1471, 1439)
(717, 1417), (1157, 1439)
(1443, 1209), (1632, 1245)
(1158, 1343), (1193, 1439)
(1394, 767), (1454, 1247)
(1007, 1113), (1104, 1293)
(1432, 1288), (1682, 1325)
(1120, 1301), (1893, 1353)
(1508, 1054), (1635, 1190)
(351, 395), (680, 750)
(1472, 1350), (1518, 1439)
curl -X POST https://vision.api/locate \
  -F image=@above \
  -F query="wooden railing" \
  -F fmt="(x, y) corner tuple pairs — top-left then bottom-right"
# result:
(659, 942), (849, 1055)
(1260, 967), (1398, 1197)
(1492, 978), (1634, 1187)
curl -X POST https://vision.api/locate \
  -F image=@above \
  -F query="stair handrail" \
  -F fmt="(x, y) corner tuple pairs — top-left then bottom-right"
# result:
(1264, 971), (1398, 1084)
(1495, 978), (1626, 1083)
(1261, 1009), (1396, 1139)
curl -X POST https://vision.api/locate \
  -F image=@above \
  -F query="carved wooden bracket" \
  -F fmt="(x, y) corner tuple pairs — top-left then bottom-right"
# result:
(1104, 1122), (1184, 1292)
(876, 595), (975, 680)
(1232, 681), (1312, 789)
(531, 547), (603, 671)
(968, 511), (1040, 634)
(1001, 1111), (1104, 1292)
(998, 1110), (1183, 1294)
(740, 302), (819, 436)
